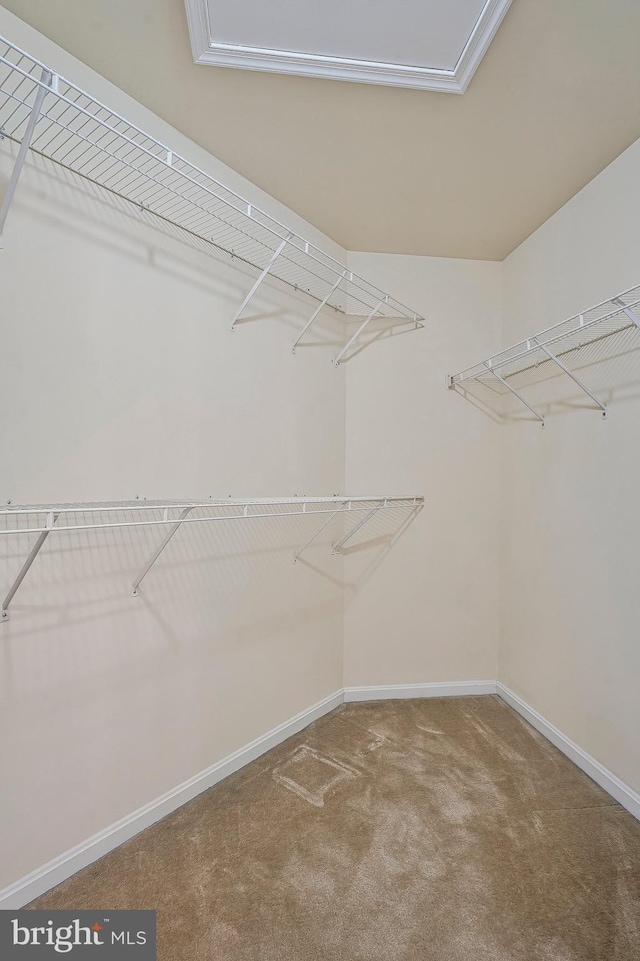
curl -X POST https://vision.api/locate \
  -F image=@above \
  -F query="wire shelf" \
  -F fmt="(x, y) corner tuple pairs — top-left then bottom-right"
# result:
(0, 34), (424, 335)
(0, 496), (423, 535)
(447, 283), (640, 423)
(0, 496), (423, 619)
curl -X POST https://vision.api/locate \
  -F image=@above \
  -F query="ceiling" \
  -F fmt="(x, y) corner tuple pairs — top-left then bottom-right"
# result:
(185, 0), (512, 91)
(2, 0), (640, 260)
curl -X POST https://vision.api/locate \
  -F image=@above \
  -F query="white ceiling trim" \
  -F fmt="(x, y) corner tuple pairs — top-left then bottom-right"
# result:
(184, 0), (513, 93)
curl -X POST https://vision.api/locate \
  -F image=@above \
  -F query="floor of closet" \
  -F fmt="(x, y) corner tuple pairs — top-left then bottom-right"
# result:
(29, 696), (640, 960)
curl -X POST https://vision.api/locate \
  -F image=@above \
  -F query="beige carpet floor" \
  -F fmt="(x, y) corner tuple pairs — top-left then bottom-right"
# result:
(29, 696), (640, 959)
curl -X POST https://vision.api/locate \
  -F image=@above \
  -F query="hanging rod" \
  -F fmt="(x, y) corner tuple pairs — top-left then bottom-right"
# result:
(0, 34), (424, 359)
(447, 283), (640, 425)
(0, 496), (423, 619)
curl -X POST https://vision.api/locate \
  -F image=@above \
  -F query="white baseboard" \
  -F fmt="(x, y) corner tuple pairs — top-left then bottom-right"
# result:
(497, 683), (640, 822)
(4, 679), (638, 909)
(0, 689), (343, 910)
(0, 681), (494, 907)
(343, 680), (497, 702)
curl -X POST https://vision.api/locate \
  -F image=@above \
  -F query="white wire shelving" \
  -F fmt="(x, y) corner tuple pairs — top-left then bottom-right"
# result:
(0, 35), (424, 364)
(0, 495), (423, 621)
(447, 284), (640, 426)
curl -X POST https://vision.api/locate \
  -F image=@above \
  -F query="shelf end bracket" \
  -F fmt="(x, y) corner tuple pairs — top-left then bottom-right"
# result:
(292, 270), (347, 353)
(293, 502), (348, 562)
(331, 499), (386, 554)
(1, 511), (59, 623)
(484, 362), (545, 427)
(230, 232), (292, 330)
(130, 506), (194, 596)
(612, 297), (640, 331)
(532, 336), (607, 418)
(0, 67), (52, 249)
(333, 297), (386, 366)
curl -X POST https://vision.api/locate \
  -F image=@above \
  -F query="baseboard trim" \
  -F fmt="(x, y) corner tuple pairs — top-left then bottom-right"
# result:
(497, 683), (640, 822)
(0, 689), (344, 909)
(343, 680), (497, 702)
(5, 678), (637, 909)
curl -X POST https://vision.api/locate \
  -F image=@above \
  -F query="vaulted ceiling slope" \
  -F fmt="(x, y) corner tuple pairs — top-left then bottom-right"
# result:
(2, 0), (640, 260)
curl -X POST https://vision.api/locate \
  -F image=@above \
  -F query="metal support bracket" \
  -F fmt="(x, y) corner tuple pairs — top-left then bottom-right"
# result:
(331, 500), (386, 554)
(1, 511), (59, 622)
(292, 270), (347, 353)
(612, 298), (640, 330)
(230, 232), (292, 329)
(130, 506), (194, 597)
(532, 336), (607, 418)
(485, 362), (545, 427)
(293, 502), (348, 562)
(333, 297), (386, 366)
(0, 67), (52, 248)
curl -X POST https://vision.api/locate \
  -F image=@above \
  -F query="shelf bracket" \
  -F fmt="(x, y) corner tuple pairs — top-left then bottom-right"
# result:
(292, 270), (347, 353)
(612, 298), (640, 330)
(293, 502), (348, 562)
(333, 297), (386, 366)
(130, 506), (194, 597)
(484, 362), (545, 427)
(1, 511), (59, 622)
(230, 232), (293, 329)
(532, 336), (607, 418)
(331, 500), (386, 554)
(0, 67), (52, 249)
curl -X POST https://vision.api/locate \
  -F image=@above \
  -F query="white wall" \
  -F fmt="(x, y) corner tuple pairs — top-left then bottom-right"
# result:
(501, 136), (640, 795)
(0, 10), (346, 890)
(344, 253), (502, 688)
